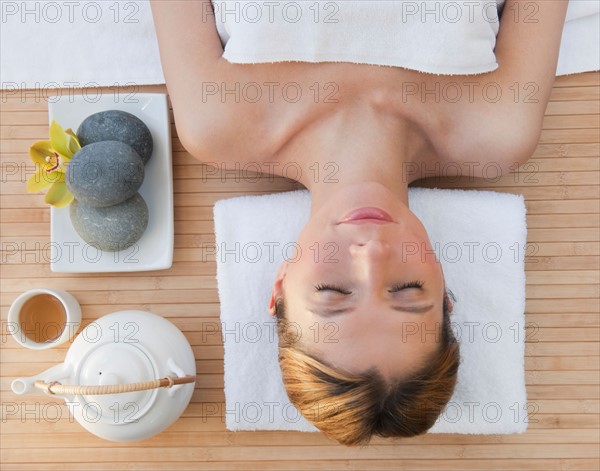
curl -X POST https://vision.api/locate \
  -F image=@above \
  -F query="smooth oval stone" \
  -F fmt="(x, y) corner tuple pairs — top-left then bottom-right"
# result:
(77, 110), (153, 164)
(66, 141), (144, 208)
(69, 193), (149, 252)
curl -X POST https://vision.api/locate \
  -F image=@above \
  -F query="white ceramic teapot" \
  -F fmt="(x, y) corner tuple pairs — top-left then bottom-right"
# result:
(11, 310), (196, 442)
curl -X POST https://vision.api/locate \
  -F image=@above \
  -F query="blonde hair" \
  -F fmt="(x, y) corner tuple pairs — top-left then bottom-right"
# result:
(274, 292), (460, 446)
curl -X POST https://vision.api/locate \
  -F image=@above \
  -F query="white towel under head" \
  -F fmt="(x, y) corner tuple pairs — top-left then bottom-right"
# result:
(214, 187), (529, 434)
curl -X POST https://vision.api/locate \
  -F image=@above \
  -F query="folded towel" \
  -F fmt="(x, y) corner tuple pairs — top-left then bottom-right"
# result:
(214, 188), (529, 434)
(214, 0), (600, 75)
(213, 0), (501, 75)
(554, 0), (600, 76)
(1, 0), (598, 90)
(1, 0), (166, 89)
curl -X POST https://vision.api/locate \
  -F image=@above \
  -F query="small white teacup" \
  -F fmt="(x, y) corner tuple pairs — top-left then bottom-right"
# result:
(7, 289), (81, 349)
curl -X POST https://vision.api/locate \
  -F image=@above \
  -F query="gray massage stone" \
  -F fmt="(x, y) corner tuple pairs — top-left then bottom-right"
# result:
(66, 141), (144, 208)
(77, 110), (153, 164)
(69, 194), (149, 252)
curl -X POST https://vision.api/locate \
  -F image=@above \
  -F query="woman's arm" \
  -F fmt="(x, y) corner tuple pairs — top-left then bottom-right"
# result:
(494, 0), (569, 130)
(149, 0), (225, 153)
(437, 0), (570, 172)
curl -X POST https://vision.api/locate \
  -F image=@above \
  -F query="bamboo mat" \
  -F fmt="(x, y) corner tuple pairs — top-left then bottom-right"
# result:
(1, 72), (598, 470)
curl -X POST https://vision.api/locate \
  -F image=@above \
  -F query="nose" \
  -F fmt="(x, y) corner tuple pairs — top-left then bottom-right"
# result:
(349, 240), (391, 257)
(349, 240), (391, 284)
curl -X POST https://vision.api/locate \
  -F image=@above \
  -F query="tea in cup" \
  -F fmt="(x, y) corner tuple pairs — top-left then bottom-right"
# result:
(7, 289), (81, 349)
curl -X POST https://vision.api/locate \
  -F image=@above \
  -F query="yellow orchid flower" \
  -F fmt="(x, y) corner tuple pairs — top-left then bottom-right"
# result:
(27, 120), (81, 208)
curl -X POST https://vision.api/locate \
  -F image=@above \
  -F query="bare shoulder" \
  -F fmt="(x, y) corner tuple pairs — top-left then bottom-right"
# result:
(415, 0), (569, 177)
(436, 72), (544, 178)
(391, 69), (543, 180)
(181, 61), (361, 167)
(451, 0), (569, 177)
(150, 1), (281, 166)
(178, 60), (277, 165)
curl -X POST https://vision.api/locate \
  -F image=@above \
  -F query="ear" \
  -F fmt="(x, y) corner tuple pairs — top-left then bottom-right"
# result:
(268, 262), (288, 316)
(444, 290), (454, 313)
(443, 279), (454, 314)
(440, 265), (453, 313)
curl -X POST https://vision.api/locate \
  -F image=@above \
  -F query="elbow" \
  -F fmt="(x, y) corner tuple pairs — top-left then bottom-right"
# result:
(173, 111), (211, 162)
(485, 112), (543, 175)
(506, 118), (543, 169)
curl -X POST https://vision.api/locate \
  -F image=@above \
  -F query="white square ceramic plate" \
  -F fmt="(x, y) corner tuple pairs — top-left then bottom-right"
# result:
(48, 93), (173, 272)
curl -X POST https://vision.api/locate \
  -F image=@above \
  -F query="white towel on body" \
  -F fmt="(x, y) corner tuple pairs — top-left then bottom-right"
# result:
(213, 0), (502, 75)
(1, 0), (598, 89)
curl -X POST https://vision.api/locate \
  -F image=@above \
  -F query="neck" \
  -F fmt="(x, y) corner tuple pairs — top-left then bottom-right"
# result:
(305, 157), (410, 215)
(292, 105), (429, 215)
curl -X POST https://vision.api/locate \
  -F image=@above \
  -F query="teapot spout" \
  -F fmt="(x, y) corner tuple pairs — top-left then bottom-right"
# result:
(11, 363), (70, 396)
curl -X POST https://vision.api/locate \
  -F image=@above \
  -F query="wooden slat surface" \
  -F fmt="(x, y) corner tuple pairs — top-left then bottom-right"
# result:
(1, 72), (599, 470)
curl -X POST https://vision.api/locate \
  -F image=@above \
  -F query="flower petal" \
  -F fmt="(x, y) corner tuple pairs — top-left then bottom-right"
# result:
(65, 128), (81, 155)
(26, 167), (53, 192)
(49, 120), (71, 158)
(44, 181), (74, 208)
(29, 140), (54, 165)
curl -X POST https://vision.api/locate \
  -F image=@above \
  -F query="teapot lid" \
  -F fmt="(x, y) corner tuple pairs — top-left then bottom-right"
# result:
(77, 342), (159, 423)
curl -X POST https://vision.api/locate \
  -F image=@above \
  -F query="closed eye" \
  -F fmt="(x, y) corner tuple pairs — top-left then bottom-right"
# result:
(389, 281), (424, 292)
(314, 281), (424, 295)
(314, 284), (352, 295)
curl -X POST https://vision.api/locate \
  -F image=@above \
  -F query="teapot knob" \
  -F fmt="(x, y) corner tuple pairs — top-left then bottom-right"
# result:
(98, 373), (119, 385)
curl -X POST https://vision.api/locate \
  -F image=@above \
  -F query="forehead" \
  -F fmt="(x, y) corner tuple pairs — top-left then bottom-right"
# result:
(283, 308), (443, 380)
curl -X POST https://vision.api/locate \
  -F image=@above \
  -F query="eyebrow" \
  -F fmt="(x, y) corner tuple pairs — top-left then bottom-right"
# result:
(308, 304), (434, 317)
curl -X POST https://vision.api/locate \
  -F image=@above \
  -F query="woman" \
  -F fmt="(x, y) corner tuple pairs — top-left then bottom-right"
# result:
(150, 0), (568, 446)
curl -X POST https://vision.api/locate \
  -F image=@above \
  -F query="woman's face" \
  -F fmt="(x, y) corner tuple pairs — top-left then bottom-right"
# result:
(269, 183), (446, 381)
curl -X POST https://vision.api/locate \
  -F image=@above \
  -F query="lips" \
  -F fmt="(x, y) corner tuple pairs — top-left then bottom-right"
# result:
(338, 207), (394, 225)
